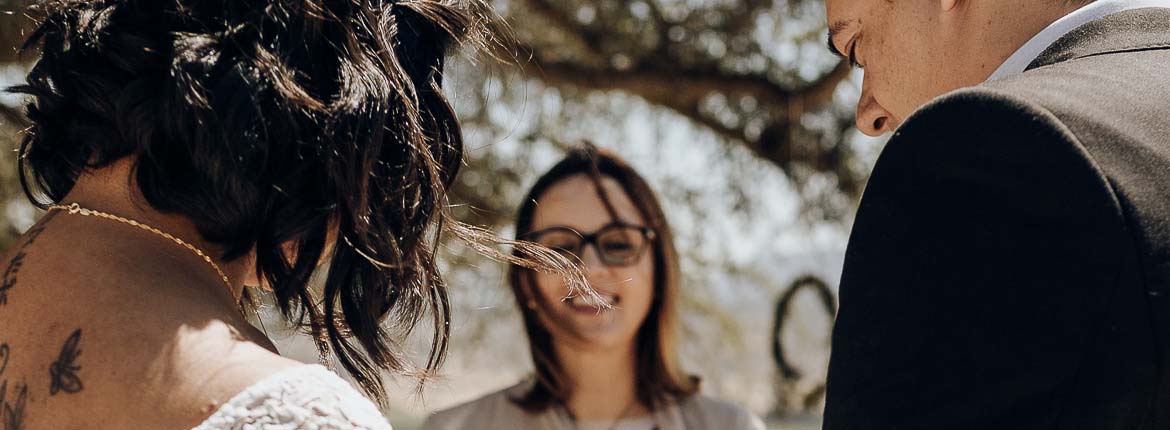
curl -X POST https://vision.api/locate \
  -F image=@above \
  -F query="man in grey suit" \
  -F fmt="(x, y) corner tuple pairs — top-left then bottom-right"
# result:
(823, 0), (1170, 428)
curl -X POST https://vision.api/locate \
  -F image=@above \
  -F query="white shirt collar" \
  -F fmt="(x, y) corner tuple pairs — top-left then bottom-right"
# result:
(986, 0), (1170, 82)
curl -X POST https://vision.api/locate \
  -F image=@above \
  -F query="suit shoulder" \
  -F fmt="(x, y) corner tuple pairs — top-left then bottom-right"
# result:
(678, 394), (764, 429)
(882, 85), (1105, 188)
(899, 85), (1076, 146)
(984, 51), (1170, 119)
(421, 383), (524, 430)
(858, 84), (1125, 236)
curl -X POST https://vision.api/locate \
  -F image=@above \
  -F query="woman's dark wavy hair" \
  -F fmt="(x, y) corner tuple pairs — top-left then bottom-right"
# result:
(10, 0), (578, 404)
(508, 143), (699, 412)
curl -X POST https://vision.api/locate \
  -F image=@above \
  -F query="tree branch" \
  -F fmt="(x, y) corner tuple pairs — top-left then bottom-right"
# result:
(719, 0), (776, 36)
(514, 0), (606, 61)
(669, 100), (753, 144)
(531, 54), (849, 112)
(524, 49), (854, 184)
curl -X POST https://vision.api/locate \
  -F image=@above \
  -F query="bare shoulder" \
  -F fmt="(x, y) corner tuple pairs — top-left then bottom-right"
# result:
(80, 298), (307, 428)
(0, 213), (306, 429)
(2, 293), (304, 430)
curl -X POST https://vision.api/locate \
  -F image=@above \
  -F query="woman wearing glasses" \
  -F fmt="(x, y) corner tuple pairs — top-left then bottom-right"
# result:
(423, 145), (763, 429)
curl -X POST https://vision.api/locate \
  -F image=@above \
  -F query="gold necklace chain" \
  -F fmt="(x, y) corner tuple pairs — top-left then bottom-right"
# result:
(47, 203), (235, 298)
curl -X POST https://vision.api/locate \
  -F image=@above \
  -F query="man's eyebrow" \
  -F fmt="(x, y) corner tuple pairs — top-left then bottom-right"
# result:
(827, 19), (855, 57)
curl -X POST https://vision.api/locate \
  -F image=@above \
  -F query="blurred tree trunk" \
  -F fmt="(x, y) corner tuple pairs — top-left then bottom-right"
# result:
(0, 1), (31, 250)
(0, 0), (32, 63)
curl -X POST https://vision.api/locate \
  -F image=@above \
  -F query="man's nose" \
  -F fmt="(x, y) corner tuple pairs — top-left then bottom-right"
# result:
(856, 84), (895, 136)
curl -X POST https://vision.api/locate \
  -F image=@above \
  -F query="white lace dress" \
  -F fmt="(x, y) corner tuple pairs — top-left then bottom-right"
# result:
(193, 364), (392, 430)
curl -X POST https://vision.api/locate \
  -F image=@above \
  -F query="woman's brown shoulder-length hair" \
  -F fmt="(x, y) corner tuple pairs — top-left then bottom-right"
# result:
(507, 143), (698, 412)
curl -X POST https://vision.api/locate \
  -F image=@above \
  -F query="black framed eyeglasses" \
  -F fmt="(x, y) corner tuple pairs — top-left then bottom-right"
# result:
(523, 223), (657, 266)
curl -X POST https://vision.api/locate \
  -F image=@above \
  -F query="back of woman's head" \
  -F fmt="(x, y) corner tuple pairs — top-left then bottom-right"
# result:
(12, 0), (489, 403)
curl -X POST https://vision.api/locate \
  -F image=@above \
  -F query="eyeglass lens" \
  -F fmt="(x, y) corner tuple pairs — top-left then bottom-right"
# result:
(533, 225), (649, 266)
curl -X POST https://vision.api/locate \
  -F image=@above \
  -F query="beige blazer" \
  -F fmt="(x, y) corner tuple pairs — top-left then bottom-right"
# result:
(421, 381), (766, 430)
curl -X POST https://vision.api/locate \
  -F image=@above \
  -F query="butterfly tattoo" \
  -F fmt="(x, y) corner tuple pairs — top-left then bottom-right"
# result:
(49, 329), (83, 396)
(1, 343), (29, 430)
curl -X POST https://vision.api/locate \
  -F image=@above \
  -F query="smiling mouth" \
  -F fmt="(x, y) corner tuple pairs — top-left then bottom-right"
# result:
(566, 292), (620, 311)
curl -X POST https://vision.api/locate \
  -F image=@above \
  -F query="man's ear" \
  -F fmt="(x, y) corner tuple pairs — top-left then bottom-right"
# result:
(941, 0), (959, 12)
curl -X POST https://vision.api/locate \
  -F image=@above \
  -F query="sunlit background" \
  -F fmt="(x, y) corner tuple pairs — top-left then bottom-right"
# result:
(0, 0), (885, 428)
